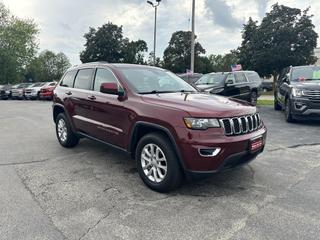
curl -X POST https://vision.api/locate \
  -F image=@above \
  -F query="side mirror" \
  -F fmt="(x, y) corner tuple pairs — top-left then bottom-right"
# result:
(226, 79), (234, 86)
(100, 82), (124, 96)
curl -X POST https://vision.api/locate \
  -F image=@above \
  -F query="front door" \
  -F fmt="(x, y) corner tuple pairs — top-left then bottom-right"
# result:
(87, 68), (128, 148)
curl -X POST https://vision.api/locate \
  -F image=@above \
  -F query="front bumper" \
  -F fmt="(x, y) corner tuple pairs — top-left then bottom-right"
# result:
(291, 97), (320, 119)
(174, 125), (267, 173)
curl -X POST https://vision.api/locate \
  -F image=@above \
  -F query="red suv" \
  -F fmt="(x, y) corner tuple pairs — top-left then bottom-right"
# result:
(53, 63), (267, 192)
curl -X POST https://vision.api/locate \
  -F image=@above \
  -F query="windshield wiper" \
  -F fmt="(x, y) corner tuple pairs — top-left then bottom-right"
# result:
(140, 90), (176, 94)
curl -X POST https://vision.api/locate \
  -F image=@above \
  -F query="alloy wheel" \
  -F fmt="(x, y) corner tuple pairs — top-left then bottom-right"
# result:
(57, 118), (68, 142)
(140, 143), (167, 183)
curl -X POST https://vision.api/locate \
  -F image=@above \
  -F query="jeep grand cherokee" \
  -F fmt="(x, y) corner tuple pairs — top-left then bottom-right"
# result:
(53, 63), (267, 192)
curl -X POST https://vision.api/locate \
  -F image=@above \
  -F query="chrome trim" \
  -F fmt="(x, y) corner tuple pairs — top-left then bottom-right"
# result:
(73, 115), (123, 133)
(220, 113), (262, 136)
(198, 148), (221, 157)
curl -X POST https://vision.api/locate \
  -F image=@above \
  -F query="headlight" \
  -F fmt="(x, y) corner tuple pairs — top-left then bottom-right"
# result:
(292, 88), (303, 97)
(184, 118), (220, 130)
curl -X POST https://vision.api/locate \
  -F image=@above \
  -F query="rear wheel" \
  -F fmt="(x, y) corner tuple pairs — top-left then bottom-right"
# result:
(135, 132), (183, 192)
(285, 99), (295, 122)
(55, 113), (79, 148)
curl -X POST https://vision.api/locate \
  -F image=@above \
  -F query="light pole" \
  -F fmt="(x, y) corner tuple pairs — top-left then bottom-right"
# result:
(190, 0), (195, 73)
(147, 0), (161, 65)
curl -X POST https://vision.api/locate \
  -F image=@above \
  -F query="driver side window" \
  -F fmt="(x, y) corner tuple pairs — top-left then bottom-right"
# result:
(226, 74), (235, 84)
(94, 68), (118, 92)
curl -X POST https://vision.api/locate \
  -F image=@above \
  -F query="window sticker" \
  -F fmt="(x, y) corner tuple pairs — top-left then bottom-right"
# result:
(312, 70), (320, 79)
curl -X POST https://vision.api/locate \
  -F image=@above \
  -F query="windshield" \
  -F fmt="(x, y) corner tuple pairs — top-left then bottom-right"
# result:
(291, 66), (320, 81)
(196, 74), (225, 85)
(119, 67), (197, 94)
(32, 82), (46, 87)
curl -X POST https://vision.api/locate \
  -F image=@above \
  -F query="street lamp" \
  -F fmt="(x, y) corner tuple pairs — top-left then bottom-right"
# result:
(147, 0), (161, 66)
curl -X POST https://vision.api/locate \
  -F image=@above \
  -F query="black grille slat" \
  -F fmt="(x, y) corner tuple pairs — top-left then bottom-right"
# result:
(221, 113), (262, 136)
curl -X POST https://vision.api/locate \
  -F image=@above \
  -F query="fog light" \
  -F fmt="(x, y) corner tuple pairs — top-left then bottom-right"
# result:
(294, 102), (304, 110)
(198, 148), (221, 157)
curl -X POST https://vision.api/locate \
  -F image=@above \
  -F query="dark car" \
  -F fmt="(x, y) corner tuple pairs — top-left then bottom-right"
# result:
(0, 85), (11, 100)
(178, 73), (203, 84)
(195, 71), (262, 105)
(261, 79), (273, 92)
(274, 65), (320, 122)
(53, 63), (267, 192)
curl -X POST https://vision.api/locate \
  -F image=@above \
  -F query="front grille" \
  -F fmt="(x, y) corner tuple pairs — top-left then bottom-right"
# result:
(220, 113), (262, 136)
(303, 90), (320, 99)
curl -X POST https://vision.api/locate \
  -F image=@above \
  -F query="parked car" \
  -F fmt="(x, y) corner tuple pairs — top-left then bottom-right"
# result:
(0, 84), (11, 100)
(261, 79), (273, 92)
(25, 82), (49, 100)
(53, 63), (267, 192)
(274, 65), (320, 122)
(39, 82), (57, 100)
(195, 71), (262, 105)
(178, 73), (203, 84)
(11, 83), (33, 100)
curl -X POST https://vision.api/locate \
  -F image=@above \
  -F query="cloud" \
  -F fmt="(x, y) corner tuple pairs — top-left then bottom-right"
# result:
(204, 0), (243, 29)
(1, 0), (320, 65)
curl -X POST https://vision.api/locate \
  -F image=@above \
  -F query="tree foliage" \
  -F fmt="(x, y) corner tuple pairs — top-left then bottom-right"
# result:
(208, 50), (239, 72)
(238, 4), (318, 78)
(163, 31), (206, 73)
(0, 3), (39, 84)
(80, 22), (148, 64)
(25, 50), (71, 82)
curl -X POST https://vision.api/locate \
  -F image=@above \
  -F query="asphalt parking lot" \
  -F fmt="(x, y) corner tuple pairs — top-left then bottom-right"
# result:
(1, 101), (320, 240)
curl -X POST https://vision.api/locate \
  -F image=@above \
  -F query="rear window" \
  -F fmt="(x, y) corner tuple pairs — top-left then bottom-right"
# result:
(60, 70), (77, 88)
(74, 69), (94, 90)
(235, 72), (247, 83)
(246, 72), (261, 82)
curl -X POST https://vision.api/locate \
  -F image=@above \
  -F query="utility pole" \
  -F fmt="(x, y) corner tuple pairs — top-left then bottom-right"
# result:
(147, 0), (161, 66)
(190, 0), (195, 73)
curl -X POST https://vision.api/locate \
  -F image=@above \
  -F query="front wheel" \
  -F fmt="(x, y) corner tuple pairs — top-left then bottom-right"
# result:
(55, 113), (79, 148)
(285, 99), (295, 122)
(136, 132), (183, 192)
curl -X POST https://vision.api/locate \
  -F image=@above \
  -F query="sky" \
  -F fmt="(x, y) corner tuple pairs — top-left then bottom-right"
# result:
(1, 0), (320, 65)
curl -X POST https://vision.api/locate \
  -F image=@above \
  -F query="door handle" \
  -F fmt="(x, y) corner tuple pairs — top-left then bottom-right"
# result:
(88, 95), (96, 100)
(65, 91), (72, 96)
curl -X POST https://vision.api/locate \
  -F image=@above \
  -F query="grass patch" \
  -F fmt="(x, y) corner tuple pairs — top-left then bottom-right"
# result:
(261, 91), (274, 96)
(257, 99), (274, 106)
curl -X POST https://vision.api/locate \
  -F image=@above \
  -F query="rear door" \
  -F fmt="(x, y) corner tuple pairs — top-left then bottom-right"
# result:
(70, 68), (95, 134)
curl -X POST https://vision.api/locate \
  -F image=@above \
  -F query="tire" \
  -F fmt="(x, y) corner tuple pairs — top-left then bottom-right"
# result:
(55, 113), (79, 148)
(285, 99), (295, 122)
(249, 91), (258, 106)
(274, 98), (282, 111)
(135, 132), (183, 192)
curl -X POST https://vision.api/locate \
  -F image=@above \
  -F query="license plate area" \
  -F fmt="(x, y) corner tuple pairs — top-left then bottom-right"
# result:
(250, 136), (263, 153)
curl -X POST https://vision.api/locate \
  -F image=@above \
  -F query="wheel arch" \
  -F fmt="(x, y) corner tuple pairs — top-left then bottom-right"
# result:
(129, 122), (186, 171)
(53, 104), (76, 132)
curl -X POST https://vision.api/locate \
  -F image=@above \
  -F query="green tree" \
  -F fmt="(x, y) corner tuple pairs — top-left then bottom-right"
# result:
(0, 3), (39, 84)
(80, 22), (148, 64)
(147, 51), (162, 67)
(163, 31), (206, 73)
(238, 4), (318, 80)
(208, 50), (239, 72)
(26, 50), (71, 82)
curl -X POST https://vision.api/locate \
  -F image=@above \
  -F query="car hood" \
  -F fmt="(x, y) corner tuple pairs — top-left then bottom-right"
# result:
(141, 92), (256, 118)
(291, 81), (320, 90)
(196, 83), (223, 91)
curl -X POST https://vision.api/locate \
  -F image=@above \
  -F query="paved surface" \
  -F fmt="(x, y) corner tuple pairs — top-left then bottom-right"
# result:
(0, 101), (320, 240)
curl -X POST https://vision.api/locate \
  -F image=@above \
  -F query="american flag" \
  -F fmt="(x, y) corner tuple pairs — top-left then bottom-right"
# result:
(231, 64), (242, 72)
